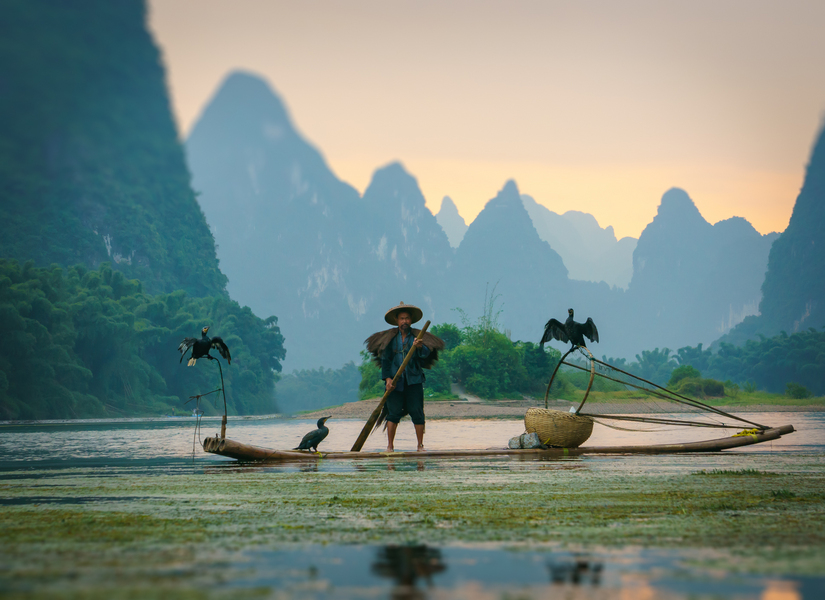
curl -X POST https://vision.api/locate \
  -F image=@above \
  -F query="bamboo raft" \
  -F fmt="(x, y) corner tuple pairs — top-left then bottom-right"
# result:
(202, 424), (795, 462)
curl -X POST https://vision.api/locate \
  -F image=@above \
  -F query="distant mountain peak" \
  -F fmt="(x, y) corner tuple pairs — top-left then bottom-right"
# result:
(713, 216), (760, 238)
(364, 162), (426, 207)
(520, 194), (635, 288)
(656, 187), (707, 224)
(217, 71), (290, 120)
(370, 161), (416, 188)
(435, 196), (467, 248)
(492, 180), (521, 206)
(439, 196), (462, 217)
(461, 180), (549, 254)
(189, 70), (299, 147)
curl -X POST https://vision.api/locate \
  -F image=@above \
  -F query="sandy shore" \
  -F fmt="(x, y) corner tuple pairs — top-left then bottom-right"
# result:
(301, 397), (825, 420)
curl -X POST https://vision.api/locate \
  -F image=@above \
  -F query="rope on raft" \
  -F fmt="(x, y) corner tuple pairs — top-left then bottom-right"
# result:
(556, 352), (768, 431)
(185, 386), (223, 458)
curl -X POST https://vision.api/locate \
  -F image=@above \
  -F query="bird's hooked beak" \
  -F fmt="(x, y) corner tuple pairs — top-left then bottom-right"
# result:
(202, 326), (210, 334)
(568, 308), (574, 315)
(322, 416), (332, 423)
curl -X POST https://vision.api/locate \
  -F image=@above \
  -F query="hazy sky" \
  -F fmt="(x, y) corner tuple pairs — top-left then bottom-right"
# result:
(148, 0), (825, 239)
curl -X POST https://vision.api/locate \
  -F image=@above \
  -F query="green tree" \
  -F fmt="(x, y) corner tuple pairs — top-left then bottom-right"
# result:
(785, 382), (812, 399)
(668, 364), (701, 388)
(634, 348), (677, 385)
(451, 329), (527, 398)
(516, 341), (561, 393)
(431, 323), (461, 350)
(358, 351), (385, 400)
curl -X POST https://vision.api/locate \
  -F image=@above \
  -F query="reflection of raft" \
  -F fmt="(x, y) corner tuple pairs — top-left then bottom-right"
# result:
(202, 424), (795, 462)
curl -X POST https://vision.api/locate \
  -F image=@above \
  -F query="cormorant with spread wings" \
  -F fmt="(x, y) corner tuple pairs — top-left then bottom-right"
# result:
(540, 308), (599, 349)
(178, 326), (232, 366)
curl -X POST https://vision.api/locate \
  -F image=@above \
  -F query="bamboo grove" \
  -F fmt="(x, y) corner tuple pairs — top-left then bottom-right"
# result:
(0, 260), (285, 420)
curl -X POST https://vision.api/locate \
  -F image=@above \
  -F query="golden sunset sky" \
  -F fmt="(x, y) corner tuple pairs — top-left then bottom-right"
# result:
(148, 0), (825, 240)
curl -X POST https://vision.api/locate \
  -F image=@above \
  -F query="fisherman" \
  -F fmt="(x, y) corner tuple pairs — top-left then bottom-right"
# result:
(364, 302), (444, 452)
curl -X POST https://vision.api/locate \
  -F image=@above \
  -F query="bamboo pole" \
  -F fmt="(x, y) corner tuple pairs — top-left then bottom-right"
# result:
(544, 347), (575, 409)
(350, 320), (431, 452)
(574, 346), (596, 414)
(214, 357), (228, 439)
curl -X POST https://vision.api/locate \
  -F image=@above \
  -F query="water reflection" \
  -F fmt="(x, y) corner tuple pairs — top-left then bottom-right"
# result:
(547, 553), (603, 585)
(384, 460), (427, 472)
(372, 545), (446, 600)
(762, 580), (802, 600)
(221, 545), (819, 600)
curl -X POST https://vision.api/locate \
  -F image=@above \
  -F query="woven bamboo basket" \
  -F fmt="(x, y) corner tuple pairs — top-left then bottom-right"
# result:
(524, 407), (594, 448)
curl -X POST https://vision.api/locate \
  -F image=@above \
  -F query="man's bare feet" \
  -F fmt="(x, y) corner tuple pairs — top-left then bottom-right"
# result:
(417, 444), (425, 452)
(386, 446), (394, 452)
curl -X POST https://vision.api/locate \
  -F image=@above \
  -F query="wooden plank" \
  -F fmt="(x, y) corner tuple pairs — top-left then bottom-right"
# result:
(202, 424), (795, 462)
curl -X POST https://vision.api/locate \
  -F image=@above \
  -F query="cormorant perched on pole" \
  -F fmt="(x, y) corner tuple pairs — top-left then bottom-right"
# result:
(178, 327), (232, 366)
(541, 308), (599, 349)
(295, 416), (332, 451)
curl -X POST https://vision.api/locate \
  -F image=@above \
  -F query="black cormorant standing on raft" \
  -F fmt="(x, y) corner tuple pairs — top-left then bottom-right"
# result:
(541, 308), (599, 350)
(178, 327), (232, 366)
(295, 416), (332, 451)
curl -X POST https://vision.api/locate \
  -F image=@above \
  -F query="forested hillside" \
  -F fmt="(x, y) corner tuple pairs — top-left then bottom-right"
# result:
(0, 0), (226, 296)
(669, 330), (825, 395)
(759, 124), (825, 333)
(719, 125), (825, 347)
(0, 260), (285, 420)
(0, 1), (287, 419)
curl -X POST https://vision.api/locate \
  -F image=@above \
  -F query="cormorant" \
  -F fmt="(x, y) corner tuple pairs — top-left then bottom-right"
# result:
(541, 308), (599, 349)
(178, 327), (232, 366)
(295, 416), (331, 451)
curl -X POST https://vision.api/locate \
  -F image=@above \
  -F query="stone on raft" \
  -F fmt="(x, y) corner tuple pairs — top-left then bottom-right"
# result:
(508, 432), (543, 449)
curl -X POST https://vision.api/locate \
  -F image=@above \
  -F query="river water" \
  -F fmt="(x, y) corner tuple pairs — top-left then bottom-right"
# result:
(1, 412), (823, 599)
(1, 411), (821, 470)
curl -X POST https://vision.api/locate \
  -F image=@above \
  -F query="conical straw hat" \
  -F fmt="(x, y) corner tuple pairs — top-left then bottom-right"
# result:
(384, 301), (423, 325)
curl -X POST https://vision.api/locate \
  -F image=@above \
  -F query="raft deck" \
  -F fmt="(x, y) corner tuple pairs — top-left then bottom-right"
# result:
(202, 424), (795, 462)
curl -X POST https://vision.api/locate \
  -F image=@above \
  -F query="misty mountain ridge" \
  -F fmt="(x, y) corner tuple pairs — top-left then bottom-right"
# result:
(448, 179), (577, 343)
(521, 195), (637, 289)
(435, 196), (469, 248)
(187, 73), (458, 369)
(186, 70), (783, 370)
(626, 187), (777, 351)
(187, 71), (371, 368)
(0, 1), (289, 420)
